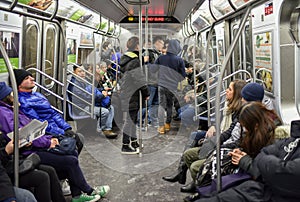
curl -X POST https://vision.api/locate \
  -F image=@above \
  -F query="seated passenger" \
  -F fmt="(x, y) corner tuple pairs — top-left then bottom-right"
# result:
(180, 82), (267, 193)
(185, 101), (280, 201)
(194, 120), (300, 202)
(68, 64), (116, 138)
(178, 89), (207, 129)
(0, 157), (37, 202)
(85, 62), (113, 92)
(0, 82), (65, 202)
(162, 79), (246, 185)
(0, 81), (110, 202)
(98, 61), (114, 92)
(11, 69), (84, 154)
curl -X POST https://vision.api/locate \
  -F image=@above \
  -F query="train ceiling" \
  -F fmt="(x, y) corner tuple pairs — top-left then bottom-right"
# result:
(76, 0), (200, 33)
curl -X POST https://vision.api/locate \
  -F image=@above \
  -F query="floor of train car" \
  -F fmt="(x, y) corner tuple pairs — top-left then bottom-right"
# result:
(65, 118), (197, 202)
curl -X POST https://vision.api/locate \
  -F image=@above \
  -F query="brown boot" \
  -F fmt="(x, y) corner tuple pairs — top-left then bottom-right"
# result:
(157, 126), (165, 134)
(102, 130), (118, 139)
(164, 123), (171, 132)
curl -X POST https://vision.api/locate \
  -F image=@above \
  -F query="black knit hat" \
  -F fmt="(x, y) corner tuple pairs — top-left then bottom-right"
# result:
(13, 69), (32, 87)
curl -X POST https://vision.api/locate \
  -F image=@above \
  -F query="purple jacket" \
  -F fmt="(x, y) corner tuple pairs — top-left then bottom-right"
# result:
(0, 101), (51, 150)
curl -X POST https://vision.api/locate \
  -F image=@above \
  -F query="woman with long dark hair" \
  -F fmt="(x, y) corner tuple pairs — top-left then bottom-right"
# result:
(186, 101), (281, 202)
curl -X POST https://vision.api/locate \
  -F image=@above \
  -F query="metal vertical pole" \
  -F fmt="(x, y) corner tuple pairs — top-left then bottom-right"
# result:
(138, 4), (143, 157)
(214, 6), (251, 192)
(0, 41), (19, 187)
(144, 5), (149, 131)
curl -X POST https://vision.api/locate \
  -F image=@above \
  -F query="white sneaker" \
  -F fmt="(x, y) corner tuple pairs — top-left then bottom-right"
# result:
(61, 179), (71, 196)
(92, 185), (110, 197)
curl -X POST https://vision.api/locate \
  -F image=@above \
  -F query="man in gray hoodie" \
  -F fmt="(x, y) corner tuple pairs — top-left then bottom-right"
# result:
(155, 39), (186, 134)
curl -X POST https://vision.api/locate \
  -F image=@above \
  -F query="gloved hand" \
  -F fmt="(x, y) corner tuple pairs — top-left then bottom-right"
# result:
(64, 129), (76, 138)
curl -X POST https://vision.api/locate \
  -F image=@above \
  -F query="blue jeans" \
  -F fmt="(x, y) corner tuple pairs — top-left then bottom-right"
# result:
(13, 187), (37, 202)
(137, 86), (159, 125)
(186, 130), (206, 149)
(137, 108), (150, 125)
(158, 86), (174, 126)
(148, 86), (159, 125)
(95, 105), (114, 130)
(179, 104), (199, 128)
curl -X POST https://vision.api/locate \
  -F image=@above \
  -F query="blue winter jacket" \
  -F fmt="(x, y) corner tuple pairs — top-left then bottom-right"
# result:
(68, 76), (107, 113)
(0, 100), (52, 150)
(18, 91), (71, 135)
(155, 39), (186, 91)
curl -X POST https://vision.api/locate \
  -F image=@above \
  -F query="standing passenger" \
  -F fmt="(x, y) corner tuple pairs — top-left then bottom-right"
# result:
(155, 39), (186, 134)
(119, 36), (149, 154)
(147, 36), (164, 127)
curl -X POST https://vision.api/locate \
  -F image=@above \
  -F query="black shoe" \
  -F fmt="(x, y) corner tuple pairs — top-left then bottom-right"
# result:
(121, 144), (138, 154)
(162, 172), (180, 183)
(131, 140), (140, 152)
(181, 182), (196, 193)
(183, 193), (201, 202)
(131, 140), (139, 149)
(178, 169), (187, 185)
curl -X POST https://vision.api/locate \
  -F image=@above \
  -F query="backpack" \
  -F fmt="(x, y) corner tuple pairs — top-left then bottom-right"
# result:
(196, 148), (238, 187)
(48, 137), (78, 156)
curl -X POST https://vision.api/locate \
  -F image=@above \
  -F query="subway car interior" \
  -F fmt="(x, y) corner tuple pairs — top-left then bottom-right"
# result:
(0, 0), (300, 201)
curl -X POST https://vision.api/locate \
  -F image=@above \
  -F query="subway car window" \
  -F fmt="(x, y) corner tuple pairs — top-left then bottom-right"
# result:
(24, 22), (38, 71)
(44, 25), (56, 86)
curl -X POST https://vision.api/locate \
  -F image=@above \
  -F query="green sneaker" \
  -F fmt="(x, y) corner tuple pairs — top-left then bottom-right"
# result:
(71, 193), (100, 202)
(91, 185), (110, 197)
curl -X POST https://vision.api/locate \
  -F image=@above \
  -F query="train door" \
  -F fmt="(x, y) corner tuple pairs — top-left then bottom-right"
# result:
(22, 18), (60, 107)
(279, 0), (300, 122)
(230, 17), (252, 78)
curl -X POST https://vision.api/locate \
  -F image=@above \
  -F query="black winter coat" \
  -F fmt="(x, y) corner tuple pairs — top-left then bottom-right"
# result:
(196, 120), (300, 202)
(119, 51), (149, 111)
(253, 119), (300, 201)
(0, 137), (16, 201)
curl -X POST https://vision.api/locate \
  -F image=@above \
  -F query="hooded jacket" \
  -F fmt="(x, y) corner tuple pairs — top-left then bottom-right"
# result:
(155, 39), (186, 91)
(119, 50), (149, 111)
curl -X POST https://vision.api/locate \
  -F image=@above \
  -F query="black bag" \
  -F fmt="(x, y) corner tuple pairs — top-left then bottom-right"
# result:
(196, 148), (238, 187)
(6, 153), (41, 175)
(48, 137), (78, 156)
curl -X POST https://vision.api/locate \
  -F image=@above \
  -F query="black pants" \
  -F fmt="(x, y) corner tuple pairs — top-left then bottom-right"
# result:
(39, 164), (66, 202)
(19, 164), (66, 202)
(122, 108), (139, 144)
(19, 166), (51, 202)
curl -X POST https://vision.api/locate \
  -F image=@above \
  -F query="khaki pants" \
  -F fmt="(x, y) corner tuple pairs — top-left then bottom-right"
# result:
(183, 147), (206, 180)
